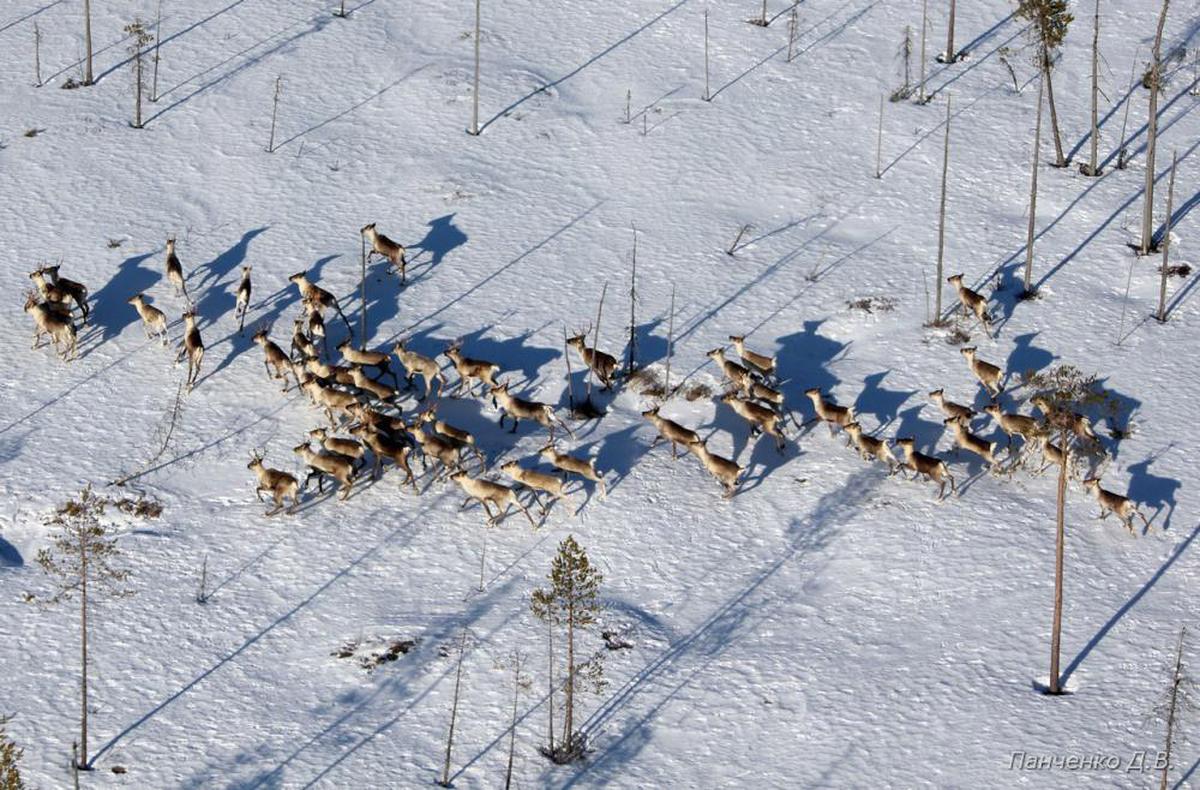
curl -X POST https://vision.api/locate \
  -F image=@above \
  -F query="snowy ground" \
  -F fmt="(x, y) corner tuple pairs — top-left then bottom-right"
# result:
(1, 0), (1199, 787)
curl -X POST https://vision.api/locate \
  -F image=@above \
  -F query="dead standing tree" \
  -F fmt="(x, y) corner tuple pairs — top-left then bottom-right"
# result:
(1016, 0), (1074, 168)
(83, 0), (94, 85)
(34, 487), (133, 769)
(1023, 73), (1046, 295)
(1141, 0), (1171, 255)
(124, 20), (154, 129)
(1158, 626), (1193, 790)
(1080, 0), (1103, 176)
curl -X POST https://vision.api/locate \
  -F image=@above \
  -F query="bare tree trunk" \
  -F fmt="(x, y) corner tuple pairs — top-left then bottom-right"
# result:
(918, 0), (928, 102)
(1117, 48), (1140, 169)
(945, 0), (956, 62)
(703, 11), (711, 101)
(787, 5), (798, 62)
(134, 46), (144, 128)
(563, 602), (575, 756)
(83, 0), (94, 85)
(1083, 0), (1101, 175)
(1142, 0), (1171, 255)
(546, 618), (555, 754)
(504, 656), (521, 789)
(360, 233), (367, 344)
(760, 0), (768, 26)
(267, 76), (282, 153)
(151, 0), (162, 102)
(664, 286), (675, 397)
(626, 225), (637, 376)
(585, 283), (607, 406)
(1048, 432), (1067, 695)
(79, 536), (89, 767)
(34, 22), (42, 87)
(1025, 74), (1045, 292)
(562, 327), (576, 409)
(934, 95), (951, 321)
(1158, 150), (1178, 322)
(875, 94), (885, 178)
(438, 631), (468, 786)
(470, 0), (481, 135)
(1161, 626), (1186, 790)
(1043, 48), (1067, 167)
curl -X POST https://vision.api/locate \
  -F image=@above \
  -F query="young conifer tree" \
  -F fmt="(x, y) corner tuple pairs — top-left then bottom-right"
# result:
(530, 535), (605, 763)
(35, 487), (133, 769)
(1016, 0), (1073, 167)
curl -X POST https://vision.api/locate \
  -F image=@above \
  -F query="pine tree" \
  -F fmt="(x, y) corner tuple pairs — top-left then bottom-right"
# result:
(1022, 366), (1112, 695)
(1016, 0), (1073, 168)
(530, 535), (605, 763)
(35, 486), (134, 769)
(0, 714), (24, 790)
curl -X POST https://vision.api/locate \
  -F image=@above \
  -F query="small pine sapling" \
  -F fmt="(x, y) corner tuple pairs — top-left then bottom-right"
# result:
(530, 535), (605, 764)
(437, 631), (470, 787)
(34, 486), (134, 769)
(0, 714), (24, 790)
(267, 76), (283, 153)
(1157, 626), (1193, 790)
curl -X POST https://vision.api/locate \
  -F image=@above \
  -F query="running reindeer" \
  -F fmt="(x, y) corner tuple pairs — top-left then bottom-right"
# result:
(247, 450), (300, 515)
(361, 223), (408, 284)
(288, 272), (352, 335)
(566, 329), (618, 390)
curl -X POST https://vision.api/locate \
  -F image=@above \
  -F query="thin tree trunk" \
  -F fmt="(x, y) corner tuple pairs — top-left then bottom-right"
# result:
(585, 283), (607, 404)
(1142, 0), (1171, 255)
(1161, 626), (1186, 790)
(1025, 74), (1045, 292)
(703, 11), (711, 101)
(79, 535), (89, 767)
(787, 6), (798, 62)
(664, 285), (675, 397)
(562, 327), (576, 409)
(564, 602), (575, 756)
(934, 95), (951, 321)
(626, 225), (637, 376)
(360, 234), (367, 345)
(1043, 48), (1066, 167)
(761, 0), (767, 26)
(34, 22), (42, 87)
(470, 0), (481, 135)
(546, 617), (555, 754)
(1158, 150), (1178, 322)
(83, 0), (94, 85)
(875, 94), (884, 178)
(1084, 0), (1101, 175)
(267, 76), (282, 153)
(918, 0), (928, 103)
(505, 658), (520, 789)
(134, 48), (143, 128)
(438, 631), (468, 786)
(945, 0), (956, 63)
(151, 0), (162, 102)
(1117, 48), (1140, 169)
(1048, 431), (1067, 695)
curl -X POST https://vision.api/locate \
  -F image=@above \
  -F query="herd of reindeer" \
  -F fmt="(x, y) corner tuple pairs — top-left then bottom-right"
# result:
(20, 224), (1151, 533)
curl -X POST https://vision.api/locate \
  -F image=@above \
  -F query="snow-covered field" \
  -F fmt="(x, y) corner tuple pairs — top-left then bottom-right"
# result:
(1, 0), (1198, 787)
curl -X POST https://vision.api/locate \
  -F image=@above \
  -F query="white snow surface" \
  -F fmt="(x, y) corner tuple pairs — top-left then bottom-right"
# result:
(1, 0), (1199, 787)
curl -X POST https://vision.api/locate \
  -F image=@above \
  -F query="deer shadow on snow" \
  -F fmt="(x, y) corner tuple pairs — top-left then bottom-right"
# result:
(406, 213), (467, 276)
(1125, 451), (1181, 532)
(853, 371), (917, 434)
(773, 319), (848, 428)
(83, 250), (162, 346)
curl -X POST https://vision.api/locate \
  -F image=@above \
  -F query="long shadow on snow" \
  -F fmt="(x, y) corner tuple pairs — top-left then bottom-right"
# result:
(1061, 522), (1200, 686)
(268, 579), (524, 789)
(390, 201), (603, 341)
(0, 535), (21, 568)
(1126, 450), (1180, 532)
(92, 499), (444, 768)
(0, 0), (64, 34)
(478, 0), (692, 133)
(563, 471), (876, 787)
(775, 320), (847, 424)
